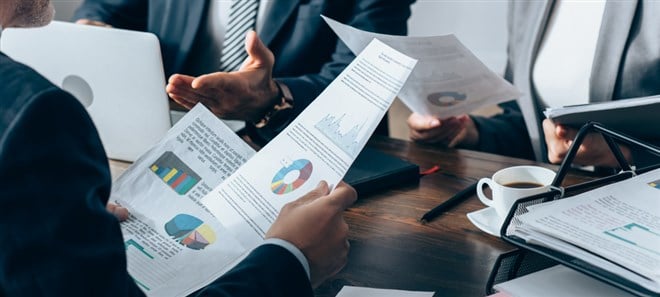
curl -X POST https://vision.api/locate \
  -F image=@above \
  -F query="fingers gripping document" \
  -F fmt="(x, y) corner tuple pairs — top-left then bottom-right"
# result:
(323, 16), (521, 118)
(110, 39), (416, 296)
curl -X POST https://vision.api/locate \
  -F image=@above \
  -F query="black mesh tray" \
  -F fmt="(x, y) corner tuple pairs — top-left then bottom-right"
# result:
(487, 122), (660, 297)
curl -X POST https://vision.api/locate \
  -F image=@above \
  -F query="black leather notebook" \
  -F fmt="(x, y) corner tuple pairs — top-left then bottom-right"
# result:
(344, 148), (420, 195)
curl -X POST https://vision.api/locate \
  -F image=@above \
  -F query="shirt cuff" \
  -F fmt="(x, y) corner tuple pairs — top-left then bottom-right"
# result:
(262, 238), (310, 280)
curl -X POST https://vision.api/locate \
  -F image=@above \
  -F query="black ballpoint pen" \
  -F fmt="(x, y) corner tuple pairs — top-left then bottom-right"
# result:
(419, 182), (478, 224)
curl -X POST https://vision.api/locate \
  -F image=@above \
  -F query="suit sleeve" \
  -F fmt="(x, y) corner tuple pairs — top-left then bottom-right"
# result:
(0, 89), (145, 296)
(72, 0), (149, 31)
(251, 0), (415, 141)
(471, 100), (536, 160)
(195, 244), (313, 297)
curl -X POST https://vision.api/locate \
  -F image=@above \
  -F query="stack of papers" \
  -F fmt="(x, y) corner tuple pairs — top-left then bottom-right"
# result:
(511, 168), (660, 294)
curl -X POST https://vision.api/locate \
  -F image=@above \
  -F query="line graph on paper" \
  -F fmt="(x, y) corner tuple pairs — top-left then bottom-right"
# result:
(314, 113), (370, 157)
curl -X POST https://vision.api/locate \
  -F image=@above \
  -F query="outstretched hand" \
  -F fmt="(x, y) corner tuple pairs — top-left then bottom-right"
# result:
(166, 31), (280, 122)
(266, 181), (357, 288)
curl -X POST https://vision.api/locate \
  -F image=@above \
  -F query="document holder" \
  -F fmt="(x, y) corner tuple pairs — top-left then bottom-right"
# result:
(486, 122), (660, 297)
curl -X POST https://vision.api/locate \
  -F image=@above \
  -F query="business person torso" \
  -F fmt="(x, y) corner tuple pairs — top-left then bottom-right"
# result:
(74, 0), (413, 109)
(504, 0), (660, 161)
(0, 51), (312, 297)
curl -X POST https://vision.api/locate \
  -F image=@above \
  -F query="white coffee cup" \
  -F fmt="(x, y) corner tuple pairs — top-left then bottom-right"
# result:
(477, 166), (556, 220)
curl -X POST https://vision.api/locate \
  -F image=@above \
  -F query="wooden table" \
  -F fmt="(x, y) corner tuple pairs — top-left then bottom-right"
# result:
(314, 136), (591, 297)
(109, 136), (591, 297)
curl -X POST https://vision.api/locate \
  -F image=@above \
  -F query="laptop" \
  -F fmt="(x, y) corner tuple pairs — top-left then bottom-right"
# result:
(0, 21), (171, 162)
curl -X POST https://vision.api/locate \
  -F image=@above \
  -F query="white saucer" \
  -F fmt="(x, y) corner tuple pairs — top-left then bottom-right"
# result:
(467, 206), (504, 237)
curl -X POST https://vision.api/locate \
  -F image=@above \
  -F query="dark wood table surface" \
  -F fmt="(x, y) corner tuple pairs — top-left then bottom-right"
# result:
(314, 136), (592, 297)
(109, 136), (592, 297)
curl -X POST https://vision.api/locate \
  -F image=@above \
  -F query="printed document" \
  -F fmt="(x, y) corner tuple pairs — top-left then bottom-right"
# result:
(201, 39), (417, 248)
(111, 39), (416, 296)
(323, 16), (521, 118)
(110, 105), (255, 296)
(513, 168), (660, 293)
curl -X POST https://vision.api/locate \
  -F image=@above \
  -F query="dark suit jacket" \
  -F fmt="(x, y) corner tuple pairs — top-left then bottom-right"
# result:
(73, 0), (414, 141)
(0, 51), (311, 297)
(472, 0), (660, 165)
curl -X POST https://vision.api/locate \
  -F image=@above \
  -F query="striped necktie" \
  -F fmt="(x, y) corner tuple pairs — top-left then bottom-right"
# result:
(219, 0), (260, 72)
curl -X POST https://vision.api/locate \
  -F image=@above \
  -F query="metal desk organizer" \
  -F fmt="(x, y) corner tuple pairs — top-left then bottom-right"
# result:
(486, 122), (660, 297)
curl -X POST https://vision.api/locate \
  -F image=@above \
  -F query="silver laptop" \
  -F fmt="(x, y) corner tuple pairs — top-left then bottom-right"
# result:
(1, 21), (171, 162)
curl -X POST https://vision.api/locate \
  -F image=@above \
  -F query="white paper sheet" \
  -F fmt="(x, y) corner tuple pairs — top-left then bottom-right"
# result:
(201, 39), (417, 248)
(494, 265), (635, 297)
(336, 286), (434, 297)
(323, 15), (521, 118)
(111, 104), (256, 296)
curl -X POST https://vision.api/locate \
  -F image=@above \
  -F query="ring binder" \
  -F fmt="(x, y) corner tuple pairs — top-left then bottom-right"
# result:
(488, 122), (660, 297)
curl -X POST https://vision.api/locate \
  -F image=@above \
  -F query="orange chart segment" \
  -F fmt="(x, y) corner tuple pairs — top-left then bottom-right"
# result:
(271, 159), (313, 195)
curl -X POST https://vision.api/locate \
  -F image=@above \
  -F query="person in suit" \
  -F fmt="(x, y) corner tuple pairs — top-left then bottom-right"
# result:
(408, 0), (660, 168)
(74, 0), (415, 144)
(0, 1), (356, 295)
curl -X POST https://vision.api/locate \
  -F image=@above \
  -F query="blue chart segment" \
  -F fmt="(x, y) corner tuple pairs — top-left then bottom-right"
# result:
(648, 179), (660, 189)
(605, 223), (660, 256)
(315, 113), (367, 156)
(164, 214), (217, 250)
(271, 159), (313, 195)
(150, 151), (201, 195)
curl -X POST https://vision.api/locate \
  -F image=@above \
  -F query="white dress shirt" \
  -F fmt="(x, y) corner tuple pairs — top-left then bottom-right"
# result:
(533, 0), (606, 108)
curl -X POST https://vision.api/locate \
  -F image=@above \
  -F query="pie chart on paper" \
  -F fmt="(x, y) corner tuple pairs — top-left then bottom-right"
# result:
(271, 159), (314, 195)
(164, 214), (216, 250)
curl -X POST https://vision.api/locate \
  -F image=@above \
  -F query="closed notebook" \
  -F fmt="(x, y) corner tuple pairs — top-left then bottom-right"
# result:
(344, 148), (420, 195)
(544, 95), (660, 139)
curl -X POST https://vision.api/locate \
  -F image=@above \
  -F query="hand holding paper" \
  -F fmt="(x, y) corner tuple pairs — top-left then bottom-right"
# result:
(542, 118), (632, 166)
(266, 181), (357, 288)
(323, 15), (521, 119)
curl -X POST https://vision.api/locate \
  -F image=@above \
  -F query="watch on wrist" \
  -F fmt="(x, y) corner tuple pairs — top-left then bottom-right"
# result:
(254, 80), (294, 128)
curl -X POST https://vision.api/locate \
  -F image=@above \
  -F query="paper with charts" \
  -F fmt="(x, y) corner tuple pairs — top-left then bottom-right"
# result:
(110, 104), (256, 296)
(110, 39), (416, 296)
(201, 38), (417, 249)
(512, 168), (660, 294)
(323, 15), (521, 119)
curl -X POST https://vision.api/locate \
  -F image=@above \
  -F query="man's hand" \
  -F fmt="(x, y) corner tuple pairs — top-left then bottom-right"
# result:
(75, 19), (112, 27)
(106, 203), (129, 222)
(166, 30), (280, 122)
(265, 181), (357, 288)
(407, 113), (479, 148)
(542, 119), (631, 167)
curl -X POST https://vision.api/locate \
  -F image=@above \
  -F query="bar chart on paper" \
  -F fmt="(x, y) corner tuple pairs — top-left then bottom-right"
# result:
(150, 151), (201, 195)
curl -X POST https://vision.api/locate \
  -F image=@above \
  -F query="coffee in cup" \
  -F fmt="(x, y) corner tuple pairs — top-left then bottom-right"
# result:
(477, 165), (556, 221)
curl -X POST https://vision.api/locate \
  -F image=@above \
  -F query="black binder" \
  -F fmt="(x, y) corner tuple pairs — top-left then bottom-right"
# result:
(344, 147), (420, 195)
(487, 122), (660, 297)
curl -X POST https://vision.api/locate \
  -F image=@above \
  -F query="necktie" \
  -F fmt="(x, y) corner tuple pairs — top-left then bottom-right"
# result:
(219, 0), (260, 72)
